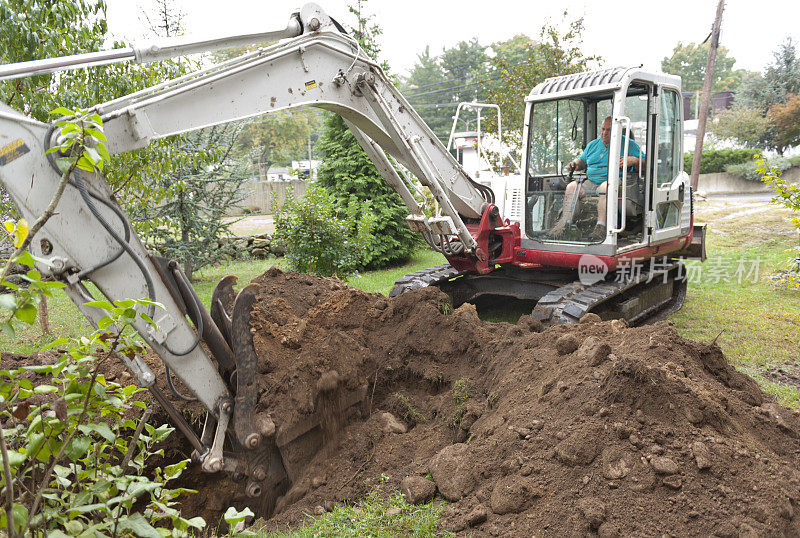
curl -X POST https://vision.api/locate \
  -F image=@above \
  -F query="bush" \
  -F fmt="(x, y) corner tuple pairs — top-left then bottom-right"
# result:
(726, 156), (792, 181)
(272, 184), (375, 278)
(684, 148), (764, 174)
(315, 114), (417, 269)
(0, 291), (205, 535)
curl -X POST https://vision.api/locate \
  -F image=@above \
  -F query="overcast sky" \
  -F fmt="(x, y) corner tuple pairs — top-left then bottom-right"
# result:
(104, 0), (799, 76)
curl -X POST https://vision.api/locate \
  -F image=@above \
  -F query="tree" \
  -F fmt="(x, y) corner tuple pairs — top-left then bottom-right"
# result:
(401, 47), (452, 139)
(711, 105), (770, 148)
(661, 41), (743, 95)
(133, 124), (247, 280)
(739, 38), (800, 111)
(715, 38), (800, 154)
(315, 0), (417, 269)
(767, 93), (800, 154)
(0, 0), (107, 121)
(235, 112), (321, 179)
(440, 38), (488, 104)
(482, 17), (598, 152)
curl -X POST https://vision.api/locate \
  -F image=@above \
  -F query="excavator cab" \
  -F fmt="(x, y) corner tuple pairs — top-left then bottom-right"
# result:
(521, 68), (692, 260)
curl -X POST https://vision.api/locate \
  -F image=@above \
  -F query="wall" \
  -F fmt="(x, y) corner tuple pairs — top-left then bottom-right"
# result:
(697, 167), (800, 195)
(230, 180), (308, 216)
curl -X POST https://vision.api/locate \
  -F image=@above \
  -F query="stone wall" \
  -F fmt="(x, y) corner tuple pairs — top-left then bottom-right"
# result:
(221, 233), (284, 260)
(697, 167), (800, 195)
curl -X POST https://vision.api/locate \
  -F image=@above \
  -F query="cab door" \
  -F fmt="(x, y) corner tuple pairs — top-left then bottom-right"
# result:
(648, 87), (687, 244)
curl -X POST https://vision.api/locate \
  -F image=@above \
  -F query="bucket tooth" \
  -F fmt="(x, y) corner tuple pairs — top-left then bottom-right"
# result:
(231, 283), (262, 449)
(211, 275), (238, 347)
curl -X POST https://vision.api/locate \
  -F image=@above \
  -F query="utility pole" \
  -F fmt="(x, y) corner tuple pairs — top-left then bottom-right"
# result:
(690, 0), (725, 193)
(307, 136), (313, 179)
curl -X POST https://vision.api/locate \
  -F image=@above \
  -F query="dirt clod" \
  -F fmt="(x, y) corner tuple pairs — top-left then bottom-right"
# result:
(380, 412), (407, 434)
(428, 443), (476, 502)
(490, 476), (540, 515)
(649, 456), (679, 475)
(400, 475), (435, 505)
(556, 334), (580, 355)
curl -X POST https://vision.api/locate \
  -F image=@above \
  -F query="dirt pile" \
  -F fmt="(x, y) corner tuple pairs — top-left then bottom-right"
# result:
(7, 267), (800, 536)
(195, 268), (800, 537)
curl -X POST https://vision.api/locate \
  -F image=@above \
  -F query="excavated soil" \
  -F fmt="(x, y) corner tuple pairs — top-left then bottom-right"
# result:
(6, 267), (800, 536)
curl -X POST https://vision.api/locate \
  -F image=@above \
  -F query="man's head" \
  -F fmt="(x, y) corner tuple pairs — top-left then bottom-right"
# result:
(601, 116), (612, 146)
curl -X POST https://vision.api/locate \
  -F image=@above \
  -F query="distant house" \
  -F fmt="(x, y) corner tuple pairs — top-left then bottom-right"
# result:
(291, 159), (322, 180)
(266, 166), (292, 181)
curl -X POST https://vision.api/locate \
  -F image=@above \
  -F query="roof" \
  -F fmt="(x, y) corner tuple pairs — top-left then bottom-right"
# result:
(526, 67), (682, 102)
(529, 67), (630, 97)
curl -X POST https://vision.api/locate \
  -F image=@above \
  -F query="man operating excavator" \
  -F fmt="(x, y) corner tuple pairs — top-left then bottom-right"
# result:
(550, 116), (644, 239)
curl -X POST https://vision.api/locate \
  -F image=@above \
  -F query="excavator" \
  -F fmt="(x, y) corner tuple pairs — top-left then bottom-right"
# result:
(0, 3), (705, 512)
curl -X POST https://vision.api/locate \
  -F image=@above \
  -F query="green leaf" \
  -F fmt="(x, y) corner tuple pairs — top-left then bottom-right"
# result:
(84, 300), (114, 311)
(15, 251), (35, 268)
(164, 459), (188, 479)
(0, 503), (29, 533)
(5, 449), (26, 467)
(85, 127), (107, 141)
(76, 155), (95, 172)
(50, 106), (75, 116)
(72, 488), (93, 508)
(117, 512), (162, 538)
(0, 294), (16, 310)
(33, 384), (58, 394)
(87, 422), (115, 442)
(15, 302), (38, 324)
(223, 506), (254, 527)
(65, 436), (92, 460)
(0, 322), (15, 339)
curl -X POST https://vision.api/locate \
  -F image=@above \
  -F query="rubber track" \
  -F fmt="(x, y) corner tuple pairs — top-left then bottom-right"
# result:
(532, 261), (684, 327)
(388, 264), (462, 297)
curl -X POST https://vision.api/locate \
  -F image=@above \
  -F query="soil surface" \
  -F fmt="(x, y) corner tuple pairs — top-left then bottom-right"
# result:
(6, 267), (800, 536)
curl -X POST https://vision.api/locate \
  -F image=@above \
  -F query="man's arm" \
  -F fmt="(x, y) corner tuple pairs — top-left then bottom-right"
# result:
(567, 158), (586, 173)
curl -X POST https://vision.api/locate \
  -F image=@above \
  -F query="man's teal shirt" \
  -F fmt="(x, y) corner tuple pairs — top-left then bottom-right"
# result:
(579, 137), (643, 184)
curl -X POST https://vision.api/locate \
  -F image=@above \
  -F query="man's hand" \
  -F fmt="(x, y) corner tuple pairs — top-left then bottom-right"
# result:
(619, 156), (639, 168)
(567, 160), (579, 173)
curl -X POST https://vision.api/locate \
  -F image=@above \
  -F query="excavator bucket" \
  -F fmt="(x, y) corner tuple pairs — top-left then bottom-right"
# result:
(209, 275), (367, 514)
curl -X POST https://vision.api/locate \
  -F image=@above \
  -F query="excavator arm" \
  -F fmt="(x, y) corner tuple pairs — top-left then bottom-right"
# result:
(0, 2), (510, 505)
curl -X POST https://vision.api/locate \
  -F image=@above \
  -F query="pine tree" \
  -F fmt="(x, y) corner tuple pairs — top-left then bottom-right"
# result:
(133, 124), (246, 280)
(315, 0), (416, 268)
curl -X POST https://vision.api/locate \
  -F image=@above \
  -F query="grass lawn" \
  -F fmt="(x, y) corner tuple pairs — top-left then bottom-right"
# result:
(259, 491), (446, 537)
(671, 198), (800, 407)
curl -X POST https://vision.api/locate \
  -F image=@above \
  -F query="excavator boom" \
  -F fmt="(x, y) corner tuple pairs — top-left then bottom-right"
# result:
(0, 2), (505, 509)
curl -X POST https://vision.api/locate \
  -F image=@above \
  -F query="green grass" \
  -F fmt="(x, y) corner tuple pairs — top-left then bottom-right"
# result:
(671, 199), (800, 408)
(259, 491), (447, 537)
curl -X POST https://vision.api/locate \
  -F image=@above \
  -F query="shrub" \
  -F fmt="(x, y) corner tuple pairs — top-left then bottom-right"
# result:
(683, 148), (764, 174)
(726, 156), (792, 181)
(272, 184), (375, 278)
(0, 292), (205, 536)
